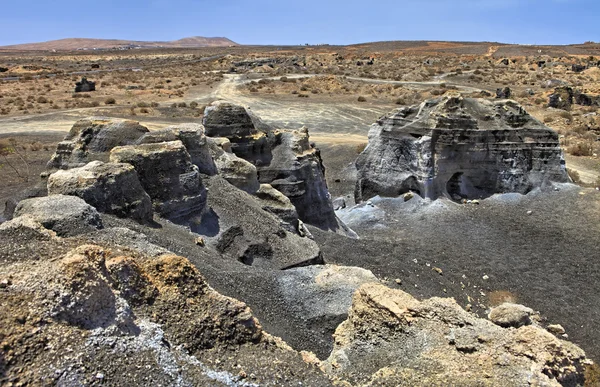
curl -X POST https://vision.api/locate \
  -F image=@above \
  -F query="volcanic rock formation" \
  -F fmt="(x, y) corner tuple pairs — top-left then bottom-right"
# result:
(324, 283), (589, 386)
(355, 96), (569, 202)
(110, 141), (207, 222)
(47, 117), (149, 170)
(47, 161), (153, 223)
(203, 101), (352, 235)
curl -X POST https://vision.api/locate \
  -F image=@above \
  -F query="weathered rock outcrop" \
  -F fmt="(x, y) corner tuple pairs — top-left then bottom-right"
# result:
(207, 137), (260, 193)
(47, 117), (149, 170)
(355, 96), (569, 202)
(203, 102), (352, 235)
(135, 123), (217, 176)
(47, 161), (153, 223)
(0, 241), (331, 386)
(74, 77), (95, 92)
(110, 141), (206, 221)
(13, 195), (103, 236)
(548, 86), (600, 110)
(195, 175), (323, 269)
(203, 101), (274, 166)
(324, 283), (590, 386)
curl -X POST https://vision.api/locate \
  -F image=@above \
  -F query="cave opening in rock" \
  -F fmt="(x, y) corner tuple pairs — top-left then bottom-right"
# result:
(446, 172), (469, 201)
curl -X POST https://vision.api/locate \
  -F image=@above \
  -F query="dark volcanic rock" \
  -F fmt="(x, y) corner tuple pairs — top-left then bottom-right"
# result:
(47, 161), (153, 223)
(13, 194), (103, 236)
(196, 175), (323, 269)
(74, 77), (95, 92)
(549, 86), (574, 110)
(47, 117), (149, 170)
(355, 96), (569, 202)
(203, 101), (274, 166)
(572, 64), (587, 73)
(136, 123), (217, 176)
(496, 87), (511, 99)
(3, 182), (47, 222)
(203, 101), (353, 235)
(110, 141), (206, 221)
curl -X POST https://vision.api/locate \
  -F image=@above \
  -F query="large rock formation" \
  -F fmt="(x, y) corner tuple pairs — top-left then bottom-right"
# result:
(135, 123), (217, 176)
(324, 283), (590, 386)
(203, 101), (352, 235)
(110, 141), (206, 221)
(195, 175), (323, 269)
(47, 161), (153, 223)
(47, 117), (149, 170)
(355, 96), (569, 202)
(203, 101), (274, 166)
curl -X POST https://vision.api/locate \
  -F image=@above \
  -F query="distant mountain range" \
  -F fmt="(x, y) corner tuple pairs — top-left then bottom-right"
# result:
(0, 37), (239, 51)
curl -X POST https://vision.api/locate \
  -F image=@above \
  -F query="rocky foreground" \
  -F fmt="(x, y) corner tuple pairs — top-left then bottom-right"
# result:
(0, 99), (596, 386)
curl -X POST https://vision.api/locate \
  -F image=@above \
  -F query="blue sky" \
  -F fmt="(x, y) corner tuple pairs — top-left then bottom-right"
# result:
(0, 0), (597, 46)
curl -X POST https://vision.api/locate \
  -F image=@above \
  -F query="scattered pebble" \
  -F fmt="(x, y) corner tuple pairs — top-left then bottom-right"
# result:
(482, 275), (489, 280)
(394, 278), (402, 285)
(95, 372), (104, 380)
(433, 267), (443, 275)
(526, 210), (533, 215)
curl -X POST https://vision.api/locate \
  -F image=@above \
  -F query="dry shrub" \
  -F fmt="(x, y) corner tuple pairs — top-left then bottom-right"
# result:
(357, 96), (367, 102)
(104, 97), (116, 105)
(567, 142), (594, 157)
(355, 142), (368, 154)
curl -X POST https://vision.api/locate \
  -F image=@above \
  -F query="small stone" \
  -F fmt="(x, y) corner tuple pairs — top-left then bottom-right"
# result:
(482, 275), (489, 280)
(395, 278), (402, 285)
(547, 324), (566, 335)
(95, 373), (104, 380)
(472, 199), (480, 205)
(195, 237), (205, 247)
(527, 210), (533, 215)
(433, 267), (443, 275)
(0, 279), (10, 288)
(489, 303), (534, 328)
(403, 192), (414, 202)
(238, 370), (247, 379)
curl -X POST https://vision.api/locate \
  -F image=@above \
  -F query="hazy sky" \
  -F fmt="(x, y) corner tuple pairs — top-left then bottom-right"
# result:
(0, 0), (598, 46)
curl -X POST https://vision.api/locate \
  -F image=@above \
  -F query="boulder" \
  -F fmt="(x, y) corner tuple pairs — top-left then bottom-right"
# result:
(47, 161), (153, 223)
(14, 195), (103, 236)
(488, 303), (535, 328)
(3, 182), (47, 222)
(355, 96), (569, 202)
(135, 123), (217, 176)
(495, 87), (511, 99)
(110, 141), (206, 221)
(74, 77), (95, 92)
(324, 283), (589, 386)
(549, 86), (574, 110)
(572, 64), (587, 73)
(47, 117), (149, 170)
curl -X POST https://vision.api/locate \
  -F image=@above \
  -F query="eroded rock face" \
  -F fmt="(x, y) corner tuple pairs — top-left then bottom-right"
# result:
(13, 195), (103, 236)
(195, 175), (323, 269)
(207, 138), (260, 194)
(135, 123), (217, 176)
(203, 101), (274, 166)
(47, 161), (153, 223)
(0, 243), (331, 386)
(324, 283), (589, 386)
(203, 102), (351, 234)
(110, 141), (206, 221)
(355, 96), (569, 202)
(47, 117), (149, 170)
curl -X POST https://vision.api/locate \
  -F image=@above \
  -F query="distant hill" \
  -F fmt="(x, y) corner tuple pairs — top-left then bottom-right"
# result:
(0, 36), (239, 51)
